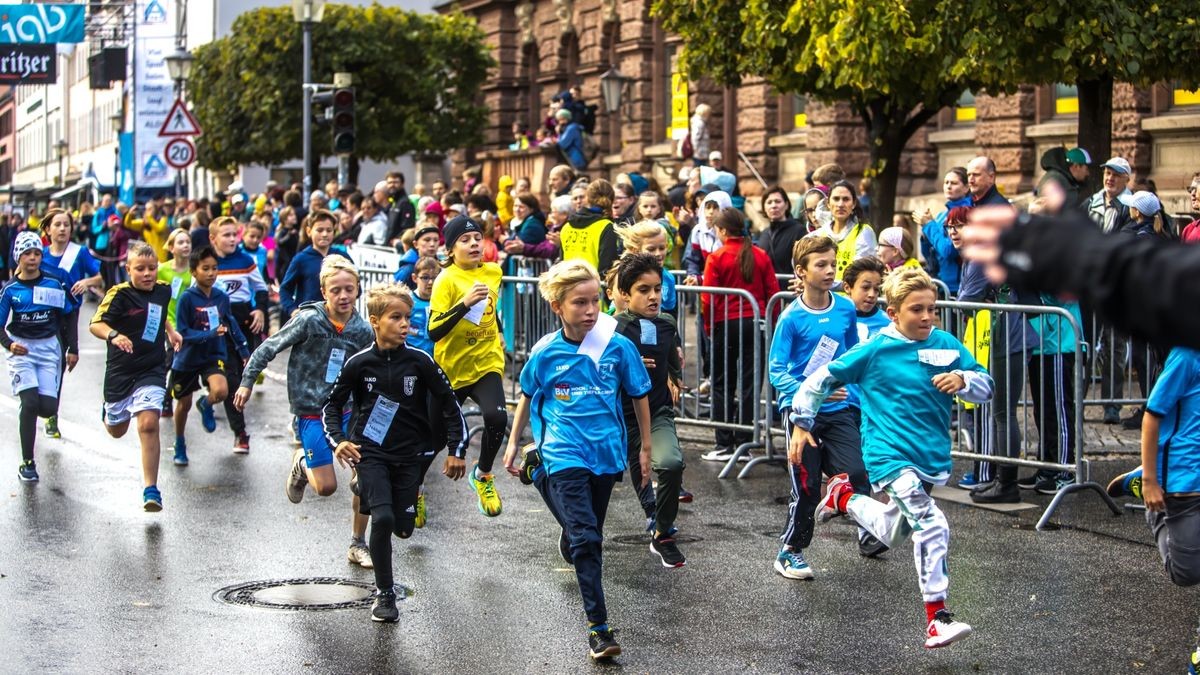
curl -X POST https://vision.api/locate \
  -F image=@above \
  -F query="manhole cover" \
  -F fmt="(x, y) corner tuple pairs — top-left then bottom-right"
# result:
(610, 533), (704, 546)
(214, 577), (406, 611)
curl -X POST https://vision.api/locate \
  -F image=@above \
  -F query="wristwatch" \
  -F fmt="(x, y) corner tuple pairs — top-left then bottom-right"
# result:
(106, 329), (119, 343)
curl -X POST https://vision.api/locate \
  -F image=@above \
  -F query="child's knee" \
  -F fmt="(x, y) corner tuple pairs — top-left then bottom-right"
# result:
(482, 407), (507, 431)
(105, 422), (128, 438)
(371, 507), (396, 533)
(136, 413), (159, 435)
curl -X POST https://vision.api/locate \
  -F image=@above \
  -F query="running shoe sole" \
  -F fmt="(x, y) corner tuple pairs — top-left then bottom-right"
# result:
(650, 542), (686, 568)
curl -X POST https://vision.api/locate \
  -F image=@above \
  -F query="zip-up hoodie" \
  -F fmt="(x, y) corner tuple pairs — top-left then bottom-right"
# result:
(241, 300), (374, 416)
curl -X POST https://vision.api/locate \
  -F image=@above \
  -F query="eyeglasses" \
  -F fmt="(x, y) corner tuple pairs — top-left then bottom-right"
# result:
(944, 223), (964, 232)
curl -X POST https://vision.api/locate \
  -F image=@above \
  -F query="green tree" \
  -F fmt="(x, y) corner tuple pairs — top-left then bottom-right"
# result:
(190, 4), (494, 179)
(652, 0), (980, 227)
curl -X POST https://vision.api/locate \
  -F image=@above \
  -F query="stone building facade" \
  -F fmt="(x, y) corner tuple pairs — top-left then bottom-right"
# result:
(441, 0), (1200, 213)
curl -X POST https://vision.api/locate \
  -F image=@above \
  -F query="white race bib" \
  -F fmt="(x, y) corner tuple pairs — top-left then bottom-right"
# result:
(32, 286), (66, 309)
(917, 349), (960, 367)
(170, 277), (183, 298)
(803, 335), (840, 377)
(142, 303), (163, 342)
(464, 298), (487, 325)
(363, 395), (399, 445)
(325, 348), (346, 383)
(639, 319), (657, 345)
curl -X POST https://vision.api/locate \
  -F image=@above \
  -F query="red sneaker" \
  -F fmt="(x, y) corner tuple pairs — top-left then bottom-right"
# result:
(814, 473), (851, 524)
(925, 609), (973, 649)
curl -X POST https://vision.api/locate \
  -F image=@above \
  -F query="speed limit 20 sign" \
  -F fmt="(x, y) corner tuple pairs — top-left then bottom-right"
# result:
(164, 137), (196, 170)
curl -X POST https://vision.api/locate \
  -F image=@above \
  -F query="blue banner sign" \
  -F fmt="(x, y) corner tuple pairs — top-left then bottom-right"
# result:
(0, 4), (85, 44)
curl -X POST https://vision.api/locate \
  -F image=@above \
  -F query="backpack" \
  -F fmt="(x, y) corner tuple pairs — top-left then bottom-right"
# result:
(580, 103), (597, 135)
(679, 131), (694, 160)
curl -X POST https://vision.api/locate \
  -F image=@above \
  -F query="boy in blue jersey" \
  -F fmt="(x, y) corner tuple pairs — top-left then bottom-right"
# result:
(612, 253), (687, 568)
(167, 247), (251, 467)
(792, 267), (993, 649)
(1, 232), (78, 482)
(209, 216), (269, 453)
(1107, 348), (1200, 672)
(503, 259), (652, 662)
(843, 256), (889, 343)
(406, 256), (438, 356)
(769, 236), (881, 581)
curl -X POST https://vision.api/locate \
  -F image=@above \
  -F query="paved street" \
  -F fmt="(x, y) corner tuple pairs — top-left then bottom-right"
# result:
(1, 313), (1196, 673)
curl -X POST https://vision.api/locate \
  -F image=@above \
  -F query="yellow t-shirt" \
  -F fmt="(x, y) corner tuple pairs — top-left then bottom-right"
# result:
(429, 262), (505, 389)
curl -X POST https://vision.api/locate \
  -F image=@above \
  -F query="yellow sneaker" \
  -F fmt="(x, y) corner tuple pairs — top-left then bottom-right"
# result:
(469, 465), (502, 517)
(415, 492), (427, 528)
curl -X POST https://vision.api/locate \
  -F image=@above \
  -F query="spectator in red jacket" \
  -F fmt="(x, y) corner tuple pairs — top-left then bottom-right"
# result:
(700, 207), (781, 462)
(1182, 173), (1200, 244)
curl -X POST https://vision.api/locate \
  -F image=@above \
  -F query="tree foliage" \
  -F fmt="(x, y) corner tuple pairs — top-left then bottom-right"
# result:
(190, 4), (494, 171)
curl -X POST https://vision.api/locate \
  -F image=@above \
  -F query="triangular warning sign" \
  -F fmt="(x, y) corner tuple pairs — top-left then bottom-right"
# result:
(158, 99), (203, 137)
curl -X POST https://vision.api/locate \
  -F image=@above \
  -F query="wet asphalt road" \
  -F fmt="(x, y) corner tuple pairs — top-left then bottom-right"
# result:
(1, 326), (1197, 673)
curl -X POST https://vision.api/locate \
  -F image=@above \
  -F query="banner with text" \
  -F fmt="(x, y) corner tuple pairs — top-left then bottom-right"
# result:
(0, 4), (85, 44)
(0, 44), (55, 83)
(133, 0), (175, 189)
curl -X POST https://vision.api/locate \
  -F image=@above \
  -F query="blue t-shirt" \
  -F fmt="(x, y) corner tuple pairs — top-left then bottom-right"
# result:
(769, 293), (859, 413)
(798, 326), (990, 485)
(1146, 348), (1200, 494)
(520, 327), (651, 476)
(408, 293), (434, 356)
(855, 306), (891, 343)
(40, 242), (100, 302)
(661, 266), (677, 313)
(0, 271), (76, 342)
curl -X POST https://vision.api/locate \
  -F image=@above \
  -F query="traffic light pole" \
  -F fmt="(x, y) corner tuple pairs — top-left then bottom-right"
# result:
(301, 18), (313, 201)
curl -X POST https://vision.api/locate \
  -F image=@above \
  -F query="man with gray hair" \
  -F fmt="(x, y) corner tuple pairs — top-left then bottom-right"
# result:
(967, 156), (1009, 206)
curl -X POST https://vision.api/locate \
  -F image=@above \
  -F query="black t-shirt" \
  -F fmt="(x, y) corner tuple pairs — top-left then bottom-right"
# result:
(92, 281), (173, 401)
(615, 310), (681, 417)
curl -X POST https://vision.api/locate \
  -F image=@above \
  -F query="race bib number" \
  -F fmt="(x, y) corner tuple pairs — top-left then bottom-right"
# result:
(802, 335), (839, 377)
(464, 298), (487, 325)
(32, 286), (65, 309)
(143, 304), (163, 342)
(171, 277), (183, 297)
(325, 348), (346, 383)
(204, 306), (221, 330)
(363, 395), (399, 445)
(639, 319), (657, 345)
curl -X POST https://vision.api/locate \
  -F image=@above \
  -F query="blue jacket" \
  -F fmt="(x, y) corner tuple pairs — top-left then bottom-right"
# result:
(921, 195), (971, 293)
(173, 286), (250, 371)
(279, 245), (352, 316)
(394, 248), (419, 289)
(558, 122), (586, 170)
(515, 212), (548, 245)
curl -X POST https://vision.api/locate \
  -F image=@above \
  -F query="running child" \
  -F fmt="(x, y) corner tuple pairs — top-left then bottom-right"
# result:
(395, 226), (441, 290)
(407, 256), (439, 356)
(619, 221), (677, 314)
(768, 236), (880, 580)
(38, 208), (101, 438)
(209, 216), (269, 453)
(428, 215), (507, 516)
(234, 256), (378, 569)
(612, 252), (688, 567)
(791, 267), (992, 648)
(279, 210), (352, 322)
(843, 256), (889, 342)
(157, 228), (193, 418)
(503, 259), (652, 661)
(167, 247), (251, 467)
(2, 232), (77, 481)
(326, 284), (468, 623)
(1108, 347), (1200, 672)
(90, 241), (183, 511)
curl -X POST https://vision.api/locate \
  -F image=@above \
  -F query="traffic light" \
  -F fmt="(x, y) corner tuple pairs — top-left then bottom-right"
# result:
(311, 91), (332, 128)
(331, 87), (355, 155)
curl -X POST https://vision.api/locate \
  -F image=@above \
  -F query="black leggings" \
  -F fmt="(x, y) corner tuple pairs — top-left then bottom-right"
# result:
(221, 318), (262, 436)
(455, 372), (507, 474)
(19, 389), (59, 462)
(369, 504), (414, 591)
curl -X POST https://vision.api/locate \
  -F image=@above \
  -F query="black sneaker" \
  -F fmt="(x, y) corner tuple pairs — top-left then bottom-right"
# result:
(587, 628), (621, 661)
(18, 460), (39, 482)
(970, 481), (1020, 504)
(350, 468), (361, 497)
(1102, 406), (1121, 425)
(1034, 476), (1063, 495)
(44, 416), (61, 439)
(1016, 474), (1041, 491)
(371, 587), (399, 623)
(519, 443), (540, 485)
(559, 528), (574, 565)
(650, 535), (686, 568)
(1121, 409), (1144, 431)
(858, 531), (889, 558)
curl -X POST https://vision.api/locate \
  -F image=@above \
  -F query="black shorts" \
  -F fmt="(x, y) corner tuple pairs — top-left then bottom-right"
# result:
(356, 459), (421, 517)
(168, 363), (226, 399)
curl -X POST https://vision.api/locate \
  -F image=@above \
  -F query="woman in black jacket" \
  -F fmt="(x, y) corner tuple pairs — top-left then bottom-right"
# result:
(755, 186), (805, 275)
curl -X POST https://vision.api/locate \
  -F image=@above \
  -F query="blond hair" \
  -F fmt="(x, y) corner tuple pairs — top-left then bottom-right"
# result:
(618, 220), (667, 252)
(882, 266), (938, 309)
(127, 240), (157, 261)
(211, 215), (239, 232)
(366, 283), (413, 319)
(538, 259), (600, 304)
(319, 255), (360, 289)
(792, 234), (836, 270)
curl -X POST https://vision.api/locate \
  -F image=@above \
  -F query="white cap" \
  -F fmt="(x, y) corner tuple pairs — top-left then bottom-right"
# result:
(709, 150), (723, 162)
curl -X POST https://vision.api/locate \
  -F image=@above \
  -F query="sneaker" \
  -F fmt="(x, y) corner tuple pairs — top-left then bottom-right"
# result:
(925, 609), (973, 649)
(173, 441), (189, 467)
(1188, 645), (1199, 675)
(774, 548), (814, 580)
(558, 528), (574, 565)
(469, 464), (502, 517)
(969, 481), (1020, 504)
(678, 487), (694, 503)
(967, 480), (996, 495)
(233, 432), (250, 454)
(815, 473), (851, 524)
(349, 468), (360, 497)
(701, 447), (749, 463)
(1017, 473), (1041, 491)
(348, 543), (374, 569)
(697, 379), (711, 397)
(650, 535), (686, 568)
(955, 472), (978, 489)
(1121, 408), (1144, 431)
(44, 416), (61, 439)
(587, 628), (621, 661)
(519, 443), (540, 485)
(415, 492), (427, 529)
(1102, 406), (1121, 425)
(197, 395), (217, 433)
(285, 447), (308, 504)
(371, 587), (399, 623)
(1035, 475), (1071, 495)
(143, 486), (163, 512)
(17, 460), (39, 482)
(858, 531), (889, 558)
(1106, 467), (1143, 499)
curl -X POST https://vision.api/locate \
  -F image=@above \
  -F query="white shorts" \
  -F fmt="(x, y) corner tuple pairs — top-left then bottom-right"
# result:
(7, 335), (62, 397)
(104, 385), (166, 426)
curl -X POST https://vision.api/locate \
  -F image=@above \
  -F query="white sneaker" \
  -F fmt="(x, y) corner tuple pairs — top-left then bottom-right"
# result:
(925, 610), (973, 649)
(285, 448), (308, 504)
(700, 448), (751, 463)
(348, 543), (374, 569)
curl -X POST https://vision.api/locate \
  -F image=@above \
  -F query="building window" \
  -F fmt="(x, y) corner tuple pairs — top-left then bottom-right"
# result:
(793, 94), (807, 128)
(1173, 82), (1200, 108)
(1054, 83), (1078, 115)
(955, 89), (976, 123)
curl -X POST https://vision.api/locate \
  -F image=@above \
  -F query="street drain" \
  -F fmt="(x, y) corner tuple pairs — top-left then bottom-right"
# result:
(610, 533), (704, 546)
(214, 577), (406, 611)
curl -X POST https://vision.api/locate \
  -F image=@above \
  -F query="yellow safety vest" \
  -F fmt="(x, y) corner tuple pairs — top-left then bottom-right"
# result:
(834, 221), (869, 280)
(560, 218), (612, 271)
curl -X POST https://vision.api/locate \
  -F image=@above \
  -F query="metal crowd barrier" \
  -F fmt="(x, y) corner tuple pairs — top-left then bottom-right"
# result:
(1081, 316), (1161, 412)
(357, 268), (395, 316)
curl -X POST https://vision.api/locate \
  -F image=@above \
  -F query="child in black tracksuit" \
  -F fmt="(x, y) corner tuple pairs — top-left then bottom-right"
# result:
(324, 284), (468, 623)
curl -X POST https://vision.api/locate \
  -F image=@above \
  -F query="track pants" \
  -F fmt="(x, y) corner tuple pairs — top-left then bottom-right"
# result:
(781, 408), (869, 550)
(547, 467), (617, 625)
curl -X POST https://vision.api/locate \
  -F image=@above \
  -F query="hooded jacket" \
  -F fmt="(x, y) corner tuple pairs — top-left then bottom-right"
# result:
(1035, 147), (1083, 209)
(561, 207), (620, 276)
(683, 191), (731, 277)
(496, 176), (515, 224)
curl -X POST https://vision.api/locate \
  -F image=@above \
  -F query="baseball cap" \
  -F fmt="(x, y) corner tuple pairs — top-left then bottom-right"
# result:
(230, 193), (246, 204)
(1118, 190), (1161, 216)
(442, 215), (482, 248)
(227, 180), (244, 193)
(1101, 157), (1131, 175)
(709, 150), (723, 163)
(1065, 147), (1091, 165)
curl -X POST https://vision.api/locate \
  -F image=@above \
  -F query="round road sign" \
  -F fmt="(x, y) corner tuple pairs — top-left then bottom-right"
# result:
(164, 137), (196, 170)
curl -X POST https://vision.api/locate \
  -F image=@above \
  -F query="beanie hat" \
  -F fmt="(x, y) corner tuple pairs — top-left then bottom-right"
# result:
(13, 231), (42, 258)
(878, 226), (906, 250)
(628, 173), (649, 196)
(413, 225), (440, 242)
(442, 215), (482, 248)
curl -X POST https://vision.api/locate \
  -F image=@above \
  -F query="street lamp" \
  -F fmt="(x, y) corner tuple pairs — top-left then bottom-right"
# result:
(599, 66), (632, 118)
(293, 0), (326, 201)
(164, 47), (194, 90)
(55, 139), (68, 187)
